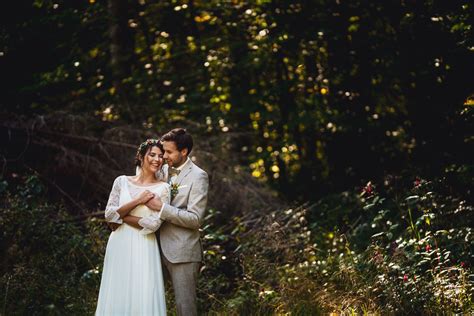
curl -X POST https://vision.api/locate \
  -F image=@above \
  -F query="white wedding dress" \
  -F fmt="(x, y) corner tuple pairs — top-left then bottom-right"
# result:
(96, 175), (170, 316)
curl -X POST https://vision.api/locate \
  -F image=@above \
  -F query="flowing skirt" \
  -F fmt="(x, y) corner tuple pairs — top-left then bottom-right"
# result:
(96, 224), (166, 315)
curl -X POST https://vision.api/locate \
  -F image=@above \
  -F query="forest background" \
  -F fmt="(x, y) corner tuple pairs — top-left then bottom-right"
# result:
(1, 0), (473, 314)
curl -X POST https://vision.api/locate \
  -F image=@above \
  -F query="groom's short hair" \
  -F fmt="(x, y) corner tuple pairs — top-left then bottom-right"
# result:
(161, 128), (193, 154)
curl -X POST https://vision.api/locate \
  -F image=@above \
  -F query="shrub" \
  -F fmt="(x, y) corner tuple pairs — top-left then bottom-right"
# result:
(222, 169), (474, 314)
(0, 175), (106, 315)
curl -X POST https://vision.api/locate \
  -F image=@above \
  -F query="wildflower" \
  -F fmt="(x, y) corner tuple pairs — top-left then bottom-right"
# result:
(425, 244), (431, 252)
(361, 181), (375, 196)
(414, 177), (421, 187)
(403, 274), (408, 282)
(373, 252), (383, 264)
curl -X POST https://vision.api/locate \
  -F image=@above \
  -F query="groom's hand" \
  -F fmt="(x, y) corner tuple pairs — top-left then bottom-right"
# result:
(145, 196), (163, 211)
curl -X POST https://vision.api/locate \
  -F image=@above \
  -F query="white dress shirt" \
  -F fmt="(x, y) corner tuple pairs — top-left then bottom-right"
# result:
(160, 157), (191, 213)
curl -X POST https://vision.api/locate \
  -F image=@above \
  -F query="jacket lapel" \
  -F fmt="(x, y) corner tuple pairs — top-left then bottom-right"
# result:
(174, 160), (193, 186)
(161, 164), (169, 183)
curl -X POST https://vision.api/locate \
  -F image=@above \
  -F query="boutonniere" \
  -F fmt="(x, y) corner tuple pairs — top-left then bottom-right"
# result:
(170, 183), (188, 200)
(170, 183), (179, 200)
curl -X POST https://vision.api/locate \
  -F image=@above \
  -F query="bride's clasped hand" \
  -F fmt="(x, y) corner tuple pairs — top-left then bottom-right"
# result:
(96, 128), (209, 316)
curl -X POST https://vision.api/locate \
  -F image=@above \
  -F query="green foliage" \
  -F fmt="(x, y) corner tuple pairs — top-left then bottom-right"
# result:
(2, 0), (473, 200)
(345, 175), (474, 313)
(2, 0), (474, 313)
(0, 175), (106, 315)
(1, 169), (472, 314)
(215, 167), (474, 314)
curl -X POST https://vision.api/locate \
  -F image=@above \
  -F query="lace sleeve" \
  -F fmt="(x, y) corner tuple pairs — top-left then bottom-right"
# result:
(137, 183), (170, 235)
(104, 176), (124, 224)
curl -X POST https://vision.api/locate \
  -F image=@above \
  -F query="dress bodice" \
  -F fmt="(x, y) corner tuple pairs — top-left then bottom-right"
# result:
(104, 175), (171, 234)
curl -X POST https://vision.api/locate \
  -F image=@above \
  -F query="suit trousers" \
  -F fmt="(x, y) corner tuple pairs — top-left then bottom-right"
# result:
(161, 253), (200, 316)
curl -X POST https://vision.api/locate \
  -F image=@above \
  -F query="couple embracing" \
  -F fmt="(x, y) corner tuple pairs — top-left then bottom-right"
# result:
(95, 128), (209, 316)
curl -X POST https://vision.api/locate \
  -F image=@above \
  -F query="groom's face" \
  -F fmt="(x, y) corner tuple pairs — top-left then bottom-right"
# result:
(162, 141), (187, 168)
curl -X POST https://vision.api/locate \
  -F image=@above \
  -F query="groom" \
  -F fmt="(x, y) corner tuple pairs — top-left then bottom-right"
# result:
(144, 128), (209, 316)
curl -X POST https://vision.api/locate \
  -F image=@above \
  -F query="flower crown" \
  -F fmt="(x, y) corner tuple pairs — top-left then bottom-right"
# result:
(136, 138), (160, 156)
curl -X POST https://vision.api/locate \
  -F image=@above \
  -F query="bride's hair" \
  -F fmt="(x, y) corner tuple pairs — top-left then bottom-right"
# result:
(134, 138), (164, 168)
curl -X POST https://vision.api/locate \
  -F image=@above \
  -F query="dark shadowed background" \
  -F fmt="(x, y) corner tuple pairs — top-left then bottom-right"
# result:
(1, 0), (473, 314)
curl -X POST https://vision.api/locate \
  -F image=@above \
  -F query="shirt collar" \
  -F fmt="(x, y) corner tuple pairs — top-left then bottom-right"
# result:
(174, 157), (191, 171)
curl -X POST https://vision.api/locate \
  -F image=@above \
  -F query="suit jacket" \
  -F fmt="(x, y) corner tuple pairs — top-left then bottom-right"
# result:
(159, 158), (209, 263)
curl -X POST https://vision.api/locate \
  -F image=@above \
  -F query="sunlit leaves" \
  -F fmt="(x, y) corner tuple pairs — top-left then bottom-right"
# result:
(250, 158), (265, 179)
(348, 16), (360, 33)
(95, 105), (119, 121)
(4, 0), (473, 198)
(89, 47), (100, 58)
(194, 11), (213, 23)
(464, 96), (474, 106)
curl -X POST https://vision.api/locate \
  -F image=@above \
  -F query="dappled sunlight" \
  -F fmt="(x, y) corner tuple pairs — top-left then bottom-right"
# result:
(1, 0), (473, 314)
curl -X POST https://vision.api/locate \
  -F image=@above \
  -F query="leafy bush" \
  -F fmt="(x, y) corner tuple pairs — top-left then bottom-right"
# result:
(218, 167), (474, 314)
(1, 169), (472, 314)
(0, 175), (106, 315)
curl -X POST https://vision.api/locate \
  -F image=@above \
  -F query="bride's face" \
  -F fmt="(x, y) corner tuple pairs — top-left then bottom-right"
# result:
(142, 146), (164, 173)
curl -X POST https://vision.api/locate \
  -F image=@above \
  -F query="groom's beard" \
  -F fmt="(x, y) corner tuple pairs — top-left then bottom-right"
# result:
(168, 155), (186, 168)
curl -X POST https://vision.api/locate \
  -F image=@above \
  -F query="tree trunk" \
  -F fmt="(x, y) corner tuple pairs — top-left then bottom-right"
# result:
(108, 0), (136, 120)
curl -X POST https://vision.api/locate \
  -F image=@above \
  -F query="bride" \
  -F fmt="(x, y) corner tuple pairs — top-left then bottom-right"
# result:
(96, 139), (169, 315)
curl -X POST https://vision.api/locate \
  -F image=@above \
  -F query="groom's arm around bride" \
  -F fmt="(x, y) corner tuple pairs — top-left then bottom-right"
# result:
(142, 128), (209, 316)
(160, 171), (208, 229)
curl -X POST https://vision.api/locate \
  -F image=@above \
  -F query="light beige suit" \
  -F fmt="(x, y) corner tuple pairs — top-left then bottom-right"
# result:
(158, 158), (209, 316)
